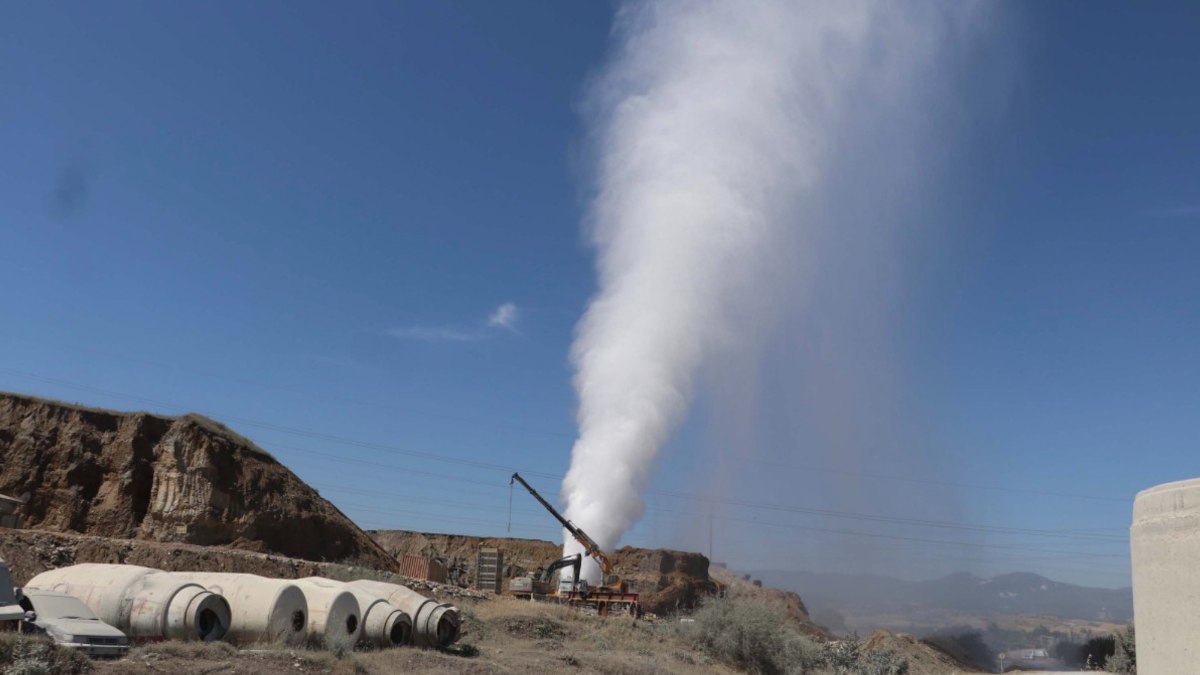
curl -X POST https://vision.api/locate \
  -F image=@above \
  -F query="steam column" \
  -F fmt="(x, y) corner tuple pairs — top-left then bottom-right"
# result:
(1131, 477), (1200, 674)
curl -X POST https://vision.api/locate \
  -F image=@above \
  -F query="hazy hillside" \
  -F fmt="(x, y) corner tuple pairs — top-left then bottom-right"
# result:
(754, 570), (1132, 624)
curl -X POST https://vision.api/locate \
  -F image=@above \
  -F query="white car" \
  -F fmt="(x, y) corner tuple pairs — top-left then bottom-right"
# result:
(18, 589), (129, 658)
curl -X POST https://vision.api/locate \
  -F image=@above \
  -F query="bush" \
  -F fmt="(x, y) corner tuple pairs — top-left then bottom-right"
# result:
(854, 647), (909, 675)
(1105, 625), (1135, 674)
(820, 636), (907, 675)
(678, 594), (823, 674)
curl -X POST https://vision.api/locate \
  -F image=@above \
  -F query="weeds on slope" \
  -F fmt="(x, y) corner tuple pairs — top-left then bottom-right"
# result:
(671, 594), (908, 675)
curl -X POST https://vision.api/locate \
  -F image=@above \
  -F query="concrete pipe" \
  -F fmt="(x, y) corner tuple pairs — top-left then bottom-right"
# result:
(299, 578), (411, 648)
(25, 564), (230, 642)
(290, 578), (361, 649)
(172, 572), (308, 646)
(347, 579), (460, 648)
(1132, 477), (1200, 674)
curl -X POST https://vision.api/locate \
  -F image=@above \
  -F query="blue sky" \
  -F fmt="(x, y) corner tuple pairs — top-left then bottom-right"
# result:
(1, 1), (1196, 589)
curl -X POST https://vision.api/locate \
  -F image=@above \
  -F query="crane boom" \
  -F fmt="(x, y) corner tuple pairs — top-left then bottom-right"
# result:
(509, 472), (614, 579)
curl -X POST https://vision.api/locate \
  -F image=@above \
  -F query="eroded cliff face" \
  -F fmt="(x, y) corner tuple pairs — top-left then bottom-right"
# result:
(0, 392), (396, 571)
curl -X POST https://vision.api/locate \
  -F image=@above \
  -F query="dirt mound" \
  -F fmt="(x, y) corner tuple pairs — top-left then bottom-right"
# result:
(370, 529), (723, 616)
(370, 530), (560, 586)
(0, 391), (395, 570)
(862, 630), (975, 673)
(611, 546), (721, 615)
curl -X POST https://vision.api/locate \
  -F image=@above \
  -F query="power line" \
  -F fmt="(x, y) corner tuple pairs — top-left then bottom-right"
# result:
(0, 367), (1129, 545)
(750, 458), (1127, 503)
(0, 363), (1129, 503)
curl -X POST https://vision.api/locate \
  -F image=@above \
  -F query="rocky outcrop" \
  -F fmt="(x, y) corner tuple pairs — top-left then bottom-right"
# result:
(615, 546), (722, 615)
(0, 392), (396, 571)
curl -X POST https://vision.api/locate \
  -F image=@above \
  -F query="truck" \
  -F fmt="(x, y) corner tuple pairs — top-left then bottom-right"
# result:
(509, 473), (640, 616)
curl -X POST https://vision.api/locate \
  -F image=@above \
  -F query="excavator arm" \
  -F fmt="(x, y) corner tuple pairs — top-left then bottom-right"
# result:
(510, 472), (618, 584)
(540, 554), (583, 584)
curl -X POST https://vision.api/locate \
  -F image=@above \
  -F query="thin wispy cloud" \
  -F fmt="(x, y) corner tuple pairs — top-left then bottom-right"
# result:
(487, 302), (520, 332)
(388, 302), (521, 343)
(385, 326), (479, 342)
(1150, 205), (1200, 219)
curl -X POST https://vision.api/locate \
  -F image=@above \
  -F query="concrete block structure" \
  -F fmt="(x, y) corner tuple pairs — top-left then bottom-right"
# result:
(1131, 477), (1200, 674)
(475, 547), (503, 593)
(0, 493), (22, 529)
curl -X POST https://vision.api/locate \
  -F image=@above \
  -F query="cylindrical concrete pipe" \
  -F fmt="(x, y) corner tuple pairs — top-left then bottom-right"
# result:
(300, 578), (411, 648)
(25, 564), (230, 642)
(172, 572), (308, 646)
(290, 578), (361, 649)
(347, 579), (460, 648)
(1132, 477), (1200, 674)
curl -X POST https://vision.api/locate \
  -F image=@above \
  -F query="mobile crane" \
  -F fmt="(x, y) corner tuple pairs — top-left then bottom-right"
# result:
(509, 472), (640, 616)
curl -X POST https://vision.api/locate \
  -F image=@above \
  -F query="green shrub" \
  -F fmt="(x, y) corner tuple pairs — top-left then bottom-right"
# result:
(1105, 625), (1136, 674)
(676, 594), (822, 674)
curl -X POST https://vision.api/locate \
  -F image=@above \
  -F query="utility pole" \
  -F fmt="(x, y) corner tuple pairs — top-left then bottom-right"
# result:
(708, 503), (714, 561)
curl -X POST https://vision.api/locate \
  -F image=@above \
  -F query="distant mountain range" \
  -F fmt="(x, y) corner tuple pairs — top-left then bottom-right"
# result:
(752, 570), (1132, 623)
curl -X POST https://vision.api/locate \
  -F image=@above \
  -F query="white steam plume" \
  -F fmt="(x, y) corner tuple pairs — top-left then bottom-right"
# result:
(562, 0), (988, 581)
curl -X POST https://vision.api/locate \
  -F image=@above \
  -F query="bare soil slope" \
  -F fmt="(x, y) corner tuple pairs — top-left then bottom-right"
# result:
(0, 392), (395, 570)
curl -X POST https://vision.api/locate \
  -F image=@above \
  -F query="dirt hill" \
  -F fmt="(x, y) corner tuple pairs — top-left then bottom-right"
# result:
(0, 391), (396, 571)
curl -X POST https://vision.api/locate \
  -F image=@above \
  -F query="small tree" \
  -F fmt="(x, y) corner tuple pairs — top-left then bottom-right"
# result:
(1105, 625), (1135, 674)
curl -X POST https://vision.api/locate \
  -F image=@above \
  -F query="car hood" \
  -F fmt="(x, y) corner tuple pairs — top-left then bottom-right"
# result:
(36, 618), (127, 640)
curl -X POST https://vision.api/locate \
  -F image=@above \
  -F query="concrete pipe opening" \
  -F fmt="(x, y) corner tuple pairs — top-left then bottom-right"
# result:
(389, 620), (410, 646)
(197, 608), (222, 641)
(292, 580), (362, 649)
(435, 615), (459, 647)
(187, 591), (232, 642)
(291, 610), (306, 633)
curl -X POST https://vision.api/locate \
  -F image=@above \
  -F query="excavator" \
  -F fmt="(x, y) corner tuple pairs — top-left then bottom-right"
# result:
(508, 473), (640, 616)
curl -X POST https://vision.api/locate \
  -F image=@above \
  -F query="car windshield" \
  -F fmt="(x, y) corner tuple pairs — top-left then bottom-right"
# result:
(28, 594), (98, 621)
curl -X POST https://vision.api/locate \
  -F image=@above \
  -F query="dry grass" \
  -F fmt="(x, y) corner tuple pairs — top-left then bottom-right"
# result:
(15, 595), (968, 674)
(0, 632), (93, 675)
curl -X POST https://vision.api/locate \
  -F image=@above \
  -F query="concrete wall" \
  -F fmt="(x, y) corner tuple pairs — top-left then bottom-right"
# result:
(1131, 477), (1200, 675)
